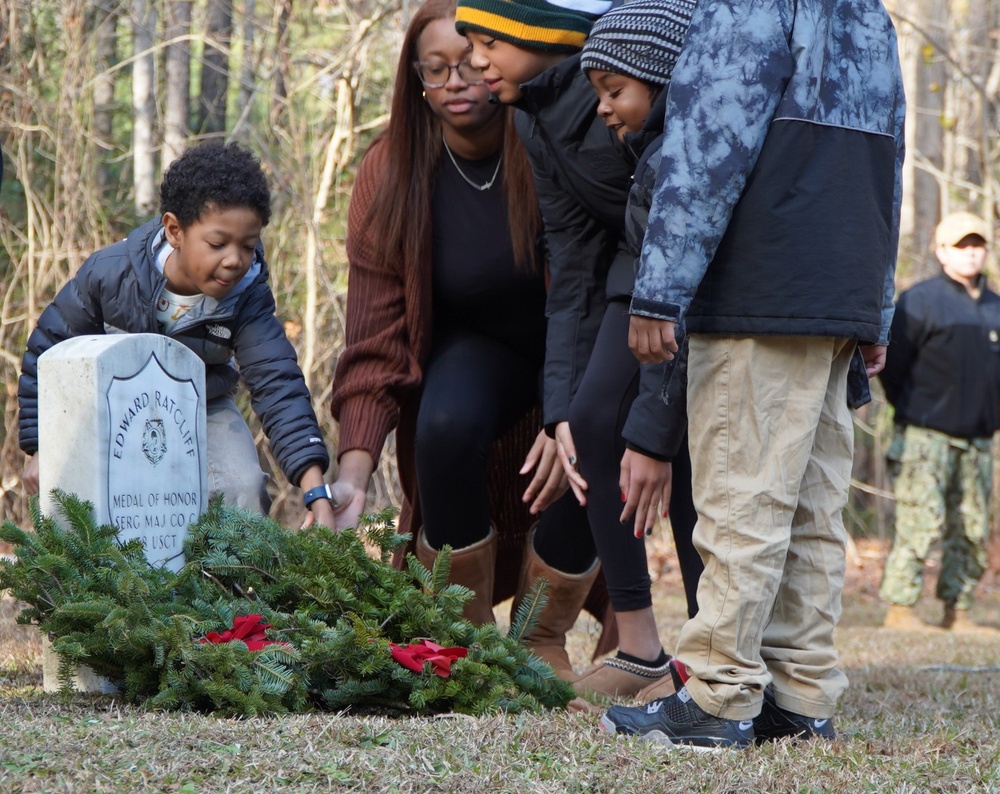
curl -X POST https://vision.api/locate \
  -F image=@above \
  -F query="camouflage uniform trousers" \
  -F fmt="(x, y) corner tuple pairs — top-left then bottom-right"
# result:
(880, 425), (993, 610)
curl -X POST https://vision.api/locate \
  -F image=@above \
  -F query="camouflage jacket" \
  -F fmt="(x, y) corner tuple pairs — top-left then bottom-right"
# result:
(630, 0), (906, 346)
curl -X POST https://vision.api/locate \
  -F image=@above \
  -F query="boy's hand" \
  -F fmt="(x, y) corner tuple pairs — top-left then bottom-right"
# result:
(22, 453), (40, 496)
(520, 430), (569, 514)
(629, 316), (678, 363)
(305, 497), (338, 530)
(860, 344), (887, 377)
(619, 450), (672, 538)
(299, 481), (364, 531)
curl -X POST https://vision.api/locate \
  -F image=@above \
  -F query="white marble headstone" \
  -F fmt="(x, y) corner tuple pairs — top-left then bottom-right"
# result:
(36, 334), (207, 693)
(37, 334), (207, 570)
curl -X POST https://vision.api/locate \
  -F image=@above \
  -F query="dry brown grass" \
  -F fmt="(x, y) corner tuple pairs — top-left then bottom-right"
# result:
(2, 537), (1000, 793)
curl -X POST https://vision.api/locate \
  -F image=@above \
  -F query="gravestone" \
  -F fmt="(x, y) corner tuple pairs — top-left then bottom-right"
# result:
(36, 333), (207, 692)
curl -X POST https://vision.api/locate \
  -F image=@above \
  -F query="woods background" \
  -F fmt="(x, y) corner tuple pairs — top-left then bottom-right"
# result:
(0, 0), (996, 538)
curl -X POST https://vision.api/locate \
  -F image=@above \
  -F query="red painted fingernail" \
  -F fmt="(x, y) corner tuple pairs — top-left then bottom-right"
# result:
(621, 491), (626, 502)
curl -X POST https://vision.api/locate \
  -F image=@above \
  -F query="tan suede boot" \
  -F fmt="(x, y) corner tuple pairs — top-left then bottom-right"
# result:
(510, 529), (600, 681)
(573, 655), (673, 699)
(942, 606), (999, 635)
(416, 528), (497, 625)
(882, 604), (940, 631)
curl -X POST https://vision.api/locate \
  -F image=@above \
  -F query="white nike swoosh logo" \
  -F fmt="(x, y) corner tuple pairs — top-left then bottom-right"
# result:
(813, 719), (829, 728)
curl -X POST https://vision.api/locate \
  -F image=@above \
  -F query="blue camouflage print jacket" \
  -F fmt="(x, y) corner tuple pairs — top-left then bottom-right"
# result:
(630, 0), (905, 346)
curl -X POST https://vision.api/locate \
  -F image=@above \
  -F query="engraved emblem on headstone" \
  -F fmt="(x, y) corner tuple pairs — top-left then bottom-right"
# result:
(142, 419), (167, 465)
(106, 351), (202, 571)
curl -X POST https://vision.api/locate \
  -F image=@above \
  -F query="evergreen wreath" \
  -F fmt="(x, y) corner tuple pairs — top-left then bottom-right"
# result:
(0, 491), (575, 717)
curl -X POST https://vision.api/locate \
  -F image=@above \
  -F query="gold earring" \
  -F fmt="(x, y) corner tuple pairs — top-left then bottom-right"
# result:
(422, 90), (427, 99)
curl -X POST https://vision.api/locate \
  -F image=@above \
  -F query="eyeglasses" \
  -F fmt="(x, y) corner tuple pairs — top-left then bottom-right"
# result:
(413, 59), (485, 88)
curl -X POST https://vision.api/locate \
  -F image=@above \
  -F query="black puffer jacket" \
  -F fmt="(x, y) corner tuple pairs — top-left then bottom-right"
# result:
(621, 91), (687, 458)
(18, 218), (329, 485)
(879, 273), (1000, 439)
(515, 54), (633, 430)
(514, 55), (679, 457)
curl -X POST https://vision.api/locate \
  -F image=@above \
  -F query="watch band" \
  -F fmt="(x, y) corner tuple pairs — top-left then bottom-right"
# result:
(303, 483), (334, 508)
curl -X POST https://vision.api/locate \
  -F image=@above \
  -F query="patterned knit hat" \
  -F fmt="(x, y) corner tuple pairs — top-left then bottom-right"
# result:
(455, 0), (613, 53)
(580, 0), (695, 86)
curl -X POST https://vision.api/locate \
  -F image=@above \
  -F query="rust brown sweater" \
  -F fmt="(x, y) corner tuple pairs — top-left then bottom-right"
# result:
(332, 139), (614, 650)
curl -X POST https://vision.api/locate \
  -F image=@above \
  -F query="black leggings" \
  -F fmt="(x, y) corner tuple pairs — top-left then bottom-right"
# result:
(568, 301), (702, 616)
(415, 331), (596, 573)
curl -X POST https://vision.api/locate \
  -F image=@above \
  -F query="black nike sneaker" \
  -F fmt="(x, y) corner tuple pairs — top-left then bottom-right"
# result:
(601, 685), (754, 751)
(753, 686), (837, 743)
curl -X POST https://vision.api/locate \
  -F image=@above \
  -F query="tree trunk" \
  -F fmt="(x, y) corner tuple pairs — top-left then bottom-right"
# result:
(163, 0), (192, 169)
(92, 2), (118, 195)
(271, 0), (292, 127)
(906, 0), (948, 281)
(198, 0), (232, 135)
(232, 0), (257, 140)
(132, 0), (158, 217)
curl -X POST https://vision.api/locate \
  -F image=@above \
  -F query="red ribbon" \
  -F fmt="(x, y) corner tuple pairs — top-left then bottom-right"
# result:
(200, 614), (287, 652)
(388, 640), (468, 678)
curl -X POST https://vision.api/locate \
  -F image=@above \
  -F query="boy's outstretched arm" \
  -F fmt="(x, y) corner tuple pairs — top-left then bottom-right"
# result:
(298, 463), (338, 530)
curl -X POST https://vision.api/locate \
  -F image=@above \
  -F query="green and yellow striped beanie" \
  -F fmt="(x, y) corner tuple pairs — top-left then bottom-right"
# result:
(455, 0), (612, 54)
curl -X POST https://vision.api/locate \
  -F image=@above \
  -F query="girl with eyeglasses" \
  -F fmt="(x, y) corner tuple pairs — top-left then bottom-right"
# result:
(330, 0), (614, 675)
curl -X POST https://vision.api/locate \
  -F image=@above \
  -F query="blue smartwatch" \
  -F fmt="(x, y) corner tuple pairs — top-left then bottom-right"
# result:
(303, 483), (334, 509)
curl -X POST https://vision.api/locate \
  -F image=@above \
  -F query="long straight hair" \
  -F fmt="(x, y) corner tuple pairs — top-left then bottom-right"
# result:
(362, 0), (540, 272)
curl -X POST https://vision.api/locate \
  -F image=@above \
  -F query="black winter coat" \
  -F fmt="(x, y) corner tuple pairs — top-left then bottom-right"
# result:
(19, 218), (329, 485)
(620, 91), (687, 458)
(514, 55), (680, 457)
(879, 272), (1000, 439)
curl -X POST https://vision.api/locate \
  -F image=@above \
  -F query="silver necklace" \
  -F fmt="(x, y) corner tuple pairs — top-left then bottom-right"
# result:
(442, 136), (502, 191)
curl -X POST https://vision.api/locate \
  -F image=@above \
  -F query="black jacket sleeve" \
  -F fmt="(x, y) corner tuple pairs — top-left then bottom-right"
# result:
(622, 333), (688, 460)
(18, 251), (109, 453)
(232, 280), (330, 485)
(878, 289), (921, 409)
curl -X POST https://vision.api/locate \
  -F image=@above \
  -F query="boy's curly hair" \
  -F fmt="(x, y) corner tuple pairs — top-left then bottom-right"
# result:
(159, 141), (271, 228)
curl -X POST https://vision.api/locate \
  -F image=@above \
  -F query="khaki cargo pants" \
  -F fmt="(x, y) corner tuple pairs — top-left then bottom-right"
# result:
(677, 335), (855, 722)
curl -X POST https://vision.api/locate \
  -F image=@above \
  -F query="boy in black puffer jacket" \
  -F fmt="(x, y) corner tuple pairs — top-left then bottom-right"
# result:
(19, 142), (335, 528)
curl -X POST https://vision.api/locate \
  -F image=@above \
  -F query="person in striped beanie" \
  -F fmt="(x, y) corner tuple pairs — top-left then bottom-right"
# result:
(457, 0), (612, 54)
(455, 0), (611, 102)
(457, 0), (708, 701)
(581, 0), (693, 142)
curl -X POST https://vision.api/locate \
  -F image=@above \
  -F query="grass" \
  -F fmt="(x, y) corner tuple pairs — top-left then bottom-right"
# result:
(2, 537), (1000, 793)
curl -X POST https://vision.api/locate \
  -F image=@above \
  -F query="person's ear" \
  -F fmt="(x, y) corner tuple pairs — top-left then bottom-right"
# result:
(162, 212), (184, 247)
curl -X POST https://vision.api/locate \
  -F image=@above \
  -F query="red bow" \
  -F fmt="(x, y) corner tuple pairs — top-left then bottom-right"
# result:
(389, 640), (468, 678)
(200, 614), (286, 652)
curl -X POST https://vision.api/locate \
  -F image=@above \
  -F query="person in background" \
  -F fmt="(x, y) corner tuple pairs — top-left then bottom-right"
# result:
(330, 0), (613, 675)
(879, 211), (1000, 635)
(457, 0), (701, 699)
(19, 142), (334, 527)
(607, 0), (905, 749)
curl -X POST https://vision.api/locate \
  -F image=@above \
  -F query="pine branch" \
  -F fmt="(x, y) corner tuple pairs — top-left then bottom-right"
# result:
(507, 578), (549, 643)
